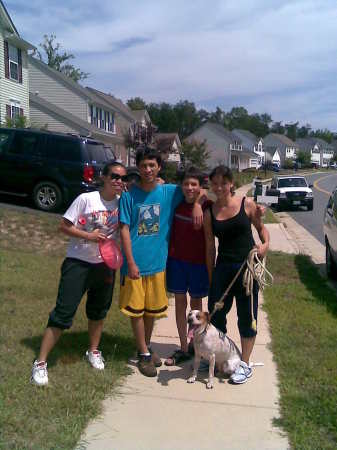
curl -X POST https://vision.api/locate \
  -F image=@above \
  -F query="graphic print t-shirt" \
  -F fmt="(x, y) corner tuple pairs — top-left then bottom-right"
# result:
(63, 191), (119, 264)
(119, 184), (183, 276)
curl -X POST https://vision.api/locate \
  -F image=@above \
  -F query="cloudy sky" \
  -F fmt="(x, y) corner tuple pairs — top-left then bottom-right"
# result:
(6, 0), (337, 130)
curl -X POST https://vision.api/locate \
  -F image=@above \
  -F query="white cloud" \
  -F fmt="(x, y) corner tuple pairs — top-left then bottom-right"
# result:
(5, 0), (337, 129)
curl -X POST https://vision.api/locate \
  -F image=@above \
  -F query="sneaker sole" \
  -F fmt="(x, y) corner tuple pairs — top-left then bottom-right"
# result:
(30, 377), (48, 386)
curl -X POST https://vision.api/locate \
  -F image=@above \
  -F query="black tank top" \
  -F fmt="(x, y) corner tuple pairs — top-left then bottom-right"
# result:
(210, 197), (255, 263)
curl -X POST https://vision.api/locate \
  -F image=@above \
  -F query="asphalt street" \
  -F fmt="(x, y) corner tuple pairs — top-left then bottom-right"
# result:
(281, 171), (337, 244)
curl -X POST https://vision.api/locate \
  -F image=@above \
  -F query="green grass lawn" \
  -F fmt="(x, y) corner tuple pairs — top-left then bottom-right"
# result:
(264, 252), (337, 450)
(0, 209), (134, 450)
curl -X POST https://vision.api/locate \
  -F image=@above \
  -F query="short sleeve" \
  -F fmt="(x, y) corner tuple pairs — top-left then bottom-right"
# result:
(119, 191), (132, 225)
(63, 194), (86, 225)
(166, 184), (183, 209)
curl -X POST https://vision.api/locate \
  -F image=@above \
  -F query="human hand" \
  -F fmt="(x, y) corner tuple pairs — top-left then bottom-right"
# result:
(88, 229), (107, 242)
(256, 204), (266, 218)
(128, 262), (140, 279)
(256, 243), (268, 259)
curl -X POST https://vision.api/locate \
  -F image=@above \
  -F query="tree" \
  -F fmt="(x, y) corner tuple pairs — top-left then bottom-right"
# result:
(180, 140), (210, 170)
(271, 121), (285, 135)
(296, 150), (311, 167)
(285, 122), (298, 141)
(36, 34), (89, 83)
(297, 124), (311, 138)
(310, 128), (334, 143)
(127, 97), (147, 110)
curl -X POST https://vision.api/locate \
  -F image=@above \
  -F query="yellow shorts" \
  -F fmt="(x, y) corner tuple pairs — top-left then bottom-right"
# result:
(119, 271), (168, 318)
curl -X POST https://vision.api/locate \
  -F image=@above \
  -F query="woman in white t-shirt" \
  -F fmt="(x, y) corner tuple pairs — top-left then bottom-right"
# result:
(31, 161), (127, 386)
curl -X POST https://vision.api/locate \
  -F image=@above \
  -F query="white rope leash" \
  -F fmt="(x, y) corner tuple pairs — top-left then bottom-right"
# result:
(210, 248), (274, 331)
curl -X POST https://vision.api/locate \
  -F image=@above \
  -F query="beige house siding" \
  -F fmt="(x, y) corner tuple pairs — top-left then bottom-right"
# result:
(28, 57), (88, 121)
(30, 103), (80, 134)
(0, 32), (30, 123)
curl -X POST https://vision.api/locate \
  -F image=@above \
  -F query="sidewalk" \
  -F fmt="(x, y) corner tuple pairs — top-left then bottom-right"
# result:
(79, 184), (294, 450)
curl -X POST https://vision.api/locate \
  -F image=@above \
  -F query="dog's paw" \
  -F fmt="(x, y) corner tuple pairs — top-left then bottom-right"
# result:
(187, 376), (196, 384)
(206, 381), (214, 389)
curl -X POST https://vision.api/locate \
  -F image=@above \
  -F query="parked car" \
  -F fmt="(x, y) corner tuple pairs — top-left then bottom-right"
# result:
(0, 128), (115, 212)
(270, 176), (313, 211)
(323, 188), (337, 279)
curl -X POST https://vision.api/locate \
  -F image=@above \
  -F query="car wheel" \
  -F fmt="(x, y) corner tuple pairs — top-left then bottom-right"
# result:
(33, 181), (63, 212)
(307, 201), (313, 211)
(326, 241), (337, 280)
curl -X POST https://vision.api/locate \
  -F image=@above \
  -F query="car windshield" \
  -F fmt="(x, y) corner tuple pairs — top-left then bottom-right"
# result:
(85, 143), (109, 163)
(278, 178), (307, 188)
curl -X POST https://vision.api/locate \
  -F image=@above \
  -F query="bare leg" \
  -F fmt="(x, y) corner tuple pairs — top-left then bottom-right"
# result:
(38, 327), (63, 362)
(241, 336), (256, 364)
(131, 317), (148, 354)
(144, 315), (155, 348)
(190, 297), (202, 311)
(88, 319), (104, 351)
(175, 293), (188, 352)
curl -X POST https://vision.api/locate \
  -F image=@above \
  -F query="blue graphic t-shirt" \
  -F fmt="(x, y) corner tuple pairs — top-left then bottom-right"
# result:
(119, 184), (183, 276)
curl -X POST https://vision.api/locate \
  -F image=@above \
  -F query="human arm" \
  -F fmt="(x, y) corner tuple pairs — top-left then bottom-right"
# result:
(59, 219), (107, 242)
(120, 223), (140, 279)
(203, 209), (216, 283)
(246, 198), (270, 258)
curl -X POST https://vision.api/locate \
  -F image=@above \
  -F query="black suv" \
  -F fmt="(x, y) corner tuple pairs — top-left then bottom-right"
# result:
(0, 128), (115, 212)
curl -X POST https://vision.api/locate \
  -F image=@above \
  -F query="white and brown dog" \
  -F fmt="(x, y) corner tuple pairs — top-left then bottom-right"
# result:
(187, 310), (241, 389)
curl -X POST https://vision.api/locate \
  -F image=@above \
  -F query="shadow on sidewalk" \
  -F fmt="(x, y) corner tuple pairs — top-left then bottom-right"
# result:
(295, 254), (337, 317)
(21, 331), (134, 368)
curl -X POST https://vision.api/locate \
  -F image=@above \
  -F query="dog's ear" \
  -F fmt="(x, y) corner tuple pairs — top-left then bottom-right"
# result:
(201, 312), (210, 323)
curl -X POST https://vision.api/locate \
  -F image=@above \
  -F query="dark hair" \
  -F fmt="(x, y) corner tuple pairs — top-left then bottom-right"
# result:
(136, 146), (162, 167)
(102, 161), (126, 176)
(180, 166), (204, 185)
(209, 165), (235, 195)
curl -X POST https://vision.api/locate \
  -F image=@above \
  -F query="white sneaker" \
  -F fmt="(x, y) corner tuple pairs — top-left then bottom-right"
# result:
(86, 350), (105, 370)
(230, 361), (252, 384)
(31, 360), (48, 386)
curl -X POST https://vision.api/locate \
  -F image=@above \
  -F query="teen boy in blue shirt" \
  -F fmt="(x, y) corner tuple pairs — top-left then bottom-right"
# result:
(119, 147), (203, 377)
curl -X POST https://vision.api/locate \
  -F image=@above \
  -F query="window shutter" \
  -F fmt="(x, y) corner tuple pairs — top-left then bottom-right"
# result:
(19, 108), (24, 116)
(4, 41), (9, 79)
(18, 49), (22, 83)
(6, 104), (11, 118)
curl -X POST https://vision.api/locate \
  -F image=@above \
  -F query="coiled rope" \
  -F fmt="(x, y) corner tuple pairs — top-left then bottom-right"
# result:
(209, 248), (274, 331)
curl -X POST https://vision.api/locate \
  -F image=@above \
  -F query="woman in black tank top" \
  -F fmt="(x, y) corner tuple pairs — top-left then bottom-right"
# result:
(204, 165), (270, 384)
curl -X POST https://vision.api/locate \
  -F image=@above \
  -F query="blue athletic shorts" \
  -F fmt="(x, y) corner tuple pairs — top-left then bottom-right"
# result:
(166, 257), (209, 298)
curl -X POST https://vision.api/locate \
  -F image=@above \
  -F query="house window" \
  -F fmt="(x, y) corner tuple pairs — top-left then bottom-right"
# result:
(11, 105), (21, 118)
(9, 44), (19, 81)
(90, 105), (98, 126)
(108, 113), (115, 133)
(100, 109), (105, 130)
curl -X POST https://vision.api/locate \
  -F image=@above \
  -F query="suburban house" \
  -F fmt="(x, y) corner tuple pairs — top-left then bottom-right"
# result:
(28, 56), (135, 163)
(185, 122), (255, 171)
(0, 0), (35, 124)
(296, 137), (335, 167)
(231, 129), (263, 168)
(263, 133), (299, 167)
(264, 146), (281, 166)
(154, 132), (181, 165)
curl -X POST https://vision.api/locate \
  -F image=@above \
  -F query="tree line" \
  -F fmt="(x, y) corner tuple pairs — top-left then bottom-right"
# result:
(127, 97), (336, 144)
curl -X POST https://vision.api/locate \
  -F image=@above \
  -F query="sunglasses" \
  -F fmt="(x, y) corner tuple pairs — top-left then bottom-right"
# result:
(108, 173), (129, 182)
